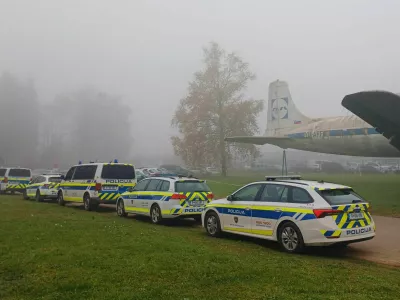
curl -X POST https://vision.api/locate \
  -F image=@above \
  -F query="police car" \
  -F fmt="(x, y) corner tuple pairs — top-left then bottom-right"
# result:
(57, 161), (136, 211)
(116, 176), (214, 224)
(202, 175), (375, 253)
(23, 174), (63, 201)
(0, 167), (32, 194)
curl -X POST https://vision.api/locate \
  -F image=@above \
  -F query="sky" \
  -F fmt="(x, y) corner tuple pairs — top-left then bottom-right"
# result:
(1, 0), (399, 157)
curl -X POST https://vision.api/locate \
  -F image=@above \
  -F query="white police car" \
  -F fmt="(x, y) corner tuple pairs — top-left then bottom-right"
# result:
(24, 174), (63, 201)
(0, 167), (32, 194)
(202, 175), (375, 253)
(116, 176), (214, 224)
(57, 161), (136, 211)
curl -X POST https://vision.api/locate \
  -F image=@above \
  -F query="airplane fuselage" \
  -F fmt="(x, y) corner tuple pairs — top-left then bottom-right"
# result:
(274, 116), (400, 157)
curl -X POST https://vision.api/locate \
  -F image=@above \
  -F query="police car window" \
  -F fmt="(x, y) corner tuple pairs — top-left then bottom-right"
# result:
(290, 187), (313, 204)
(317, 189), (363, 205)
(259, 184), (286, 202)
(8, 169), (31, 177)
(0, 169), (6, 176)
(101, 165), (135, 180)
(65, 167), (76, 180)
(134, 179), (150, 191)
(146, 179), (162, 191)
(49, 177), (62, 183)
(232, 184), (263, 201)
(175, 181), (211, 193)
(37, 176), (46, 183)
(73, 165), (97, 180)
(159, 181), (170, 192)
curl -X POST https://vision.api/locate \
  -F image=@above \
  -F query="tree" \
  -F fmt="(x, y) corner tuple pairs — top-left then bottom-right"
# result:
(0, 72), (40, 167)
(171, 42), (264, 176)
(40, 88), (133, 168)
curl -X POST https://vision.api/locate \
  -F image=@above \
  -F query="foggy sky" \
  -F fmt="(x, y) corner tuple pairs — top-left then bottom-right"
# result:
(1, 0), (400, 157)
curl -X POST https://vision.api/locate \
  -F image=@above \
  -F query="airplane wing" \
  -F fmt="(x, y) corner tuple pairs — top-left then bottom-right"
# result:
(342, 91), (400, 151)
(224, 136), (298, 148)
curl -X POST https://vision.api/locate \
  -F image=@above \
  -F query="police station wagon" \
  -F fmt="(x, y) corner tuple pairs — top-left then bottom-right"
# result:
(116, 176), (214, 224)
(24, 174), (63, 201)
(57, 162), (136, 211)
(202, 175), (375, 253)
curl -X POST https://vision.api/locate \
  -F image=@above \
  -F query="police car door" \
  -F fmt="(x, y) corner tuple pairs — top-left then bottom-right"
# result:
(72, 165), (97, 201)
(223, 183), (264, 234)
(62, 167), (76, 201)
(140, 179), (162, 213)
(26, 176), (38, 197)
(251, 184), (287, 237)
(125, 178), (150, 213)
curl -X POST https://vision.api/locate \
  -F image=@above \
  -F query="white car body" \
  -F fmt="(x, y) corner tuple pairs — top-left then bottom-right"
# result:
(57, 162), (137, 210)
(202, 176), (375, 252)
(25, 174), (63, 200)
(0, 167), (32, 193)
(117, 176), (214, 223)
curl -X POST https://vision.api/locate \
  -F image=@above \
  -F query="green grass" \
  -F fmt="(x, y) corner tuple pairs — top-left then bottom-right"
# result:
(1, 196), (400, 300)
(205, 172), (400, 217)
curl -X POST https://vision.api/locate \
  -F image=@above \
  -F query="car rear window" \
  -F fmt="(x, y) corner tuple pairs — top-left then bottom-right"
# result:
(101, 165), (135, 179)
(317, 189), (365, 205)
(175, 180), (211, 193)
(8, 169), (31, 177)
(49, 177), (62, 183)
(0, 169), (6, 176)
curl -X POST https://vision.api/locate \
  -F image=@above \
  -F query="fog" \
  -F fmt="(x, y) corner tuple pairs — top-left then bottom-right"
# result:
(1, 0), (400, 168)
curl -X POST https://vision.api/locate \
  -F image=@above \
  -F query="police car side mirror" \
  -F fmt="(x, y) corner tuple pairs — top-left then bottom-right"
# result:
(60, 175), (65, 180)
(227, 195), (233, 201)
(128, 186), (135, 192)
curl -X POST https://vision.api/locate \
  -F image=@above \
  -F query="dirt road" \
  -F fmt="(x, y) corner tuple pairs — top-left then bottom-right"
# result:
(346, 215), (400, 267)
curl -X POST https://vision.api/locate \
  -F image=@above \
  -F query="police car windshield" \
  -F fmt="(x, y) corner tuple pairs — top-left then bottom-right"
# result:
(0, 169), (6, 176)
(175, 181), (210, 193)
(8, 169), (30, 177)
(101, 165), (135, 180)
(317, 189), (365, 205)
(49, 177), (62, 183)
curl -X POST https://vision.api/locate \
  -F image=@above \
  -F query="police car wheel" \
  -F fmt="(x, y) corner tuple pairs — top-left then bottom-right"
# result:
(150, 204), (162, 224)
(57, 192), (65, 206)
(36, 190), (43, 202)
(22, 190), (29, 200)
(83, 194), (93, 211)
(278, 222), (305, 253)
(205, 211), (221, 237)
(116, 199), (127, 217)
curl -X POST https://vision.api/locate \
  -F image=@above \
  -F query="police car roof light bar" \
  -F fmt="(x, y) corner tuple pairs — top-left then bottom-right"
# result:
(114, 159), (118, 163)
(265, 175), (302, 181)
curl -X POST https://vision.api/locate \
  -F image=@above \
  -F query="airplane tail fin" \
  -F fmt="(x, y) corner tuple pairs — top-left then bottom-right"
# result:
(265, 80), (312, 136)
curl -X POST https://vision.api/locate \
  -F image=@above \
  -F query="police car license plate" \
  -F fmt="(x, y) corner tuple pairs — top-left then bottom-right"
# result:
(102, 185), (118, 191)
(9, 182), (19, 185)
(189, 200), (204, 207)
(348, 212), (364, 220)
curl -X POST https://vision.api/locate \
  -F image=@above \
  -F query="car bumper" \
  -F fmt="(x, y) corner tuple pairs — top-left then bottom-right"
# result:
(162, 206), (205, 219)
(303, 225), (376, 246)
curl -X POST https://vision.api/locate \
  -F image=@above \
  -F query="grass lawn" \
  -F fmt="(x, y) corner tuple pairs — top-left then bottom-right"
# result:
(205, 172), (400, 217)
(1, 196), (399, 300)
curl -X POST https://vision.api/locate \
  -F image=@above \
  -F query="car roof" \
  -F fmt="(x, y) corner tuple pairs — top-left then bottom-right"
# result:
(146, 176), (203, 182)
(72, 163), (134, 167)
(250, 178), (351, 190)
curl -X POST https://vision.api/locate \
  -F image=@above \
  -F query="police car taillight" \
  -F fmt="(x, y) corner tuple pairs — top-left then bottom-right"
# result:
(171, 193), (186, 200)
(4, 177), (8, 183)
(95, 183), (102, 191)
(207, 193), (214, 199)
(313, 209), (342, 218)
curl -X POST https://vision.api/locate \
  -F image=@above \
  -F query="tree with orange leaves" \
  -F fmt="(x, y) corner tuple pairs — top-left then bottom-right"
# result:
(171, 42), (263, 176)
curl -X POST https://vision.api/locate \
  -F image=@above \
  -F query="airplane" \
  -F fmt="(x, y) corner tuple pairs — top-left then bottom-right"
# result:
(225, 80), (400, 157)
